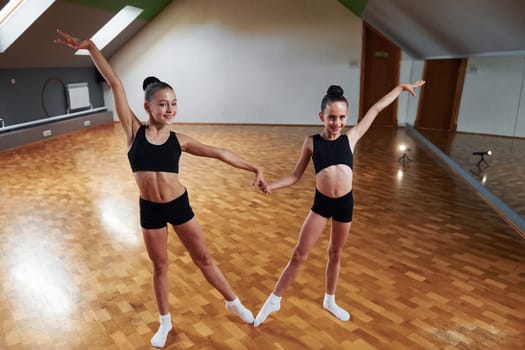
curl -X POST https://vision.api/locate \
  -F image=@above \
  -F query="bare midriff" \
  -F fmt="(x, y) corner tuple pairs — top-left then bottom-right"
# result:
(134, 171), (186, 203)
(315, 164), (353, 198)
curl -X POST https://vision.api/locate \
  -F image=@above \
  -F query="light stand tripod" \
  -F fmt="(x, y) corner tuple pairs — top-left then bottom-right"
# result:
(472, 151), (491, 173)
(398, 145), (412, 163)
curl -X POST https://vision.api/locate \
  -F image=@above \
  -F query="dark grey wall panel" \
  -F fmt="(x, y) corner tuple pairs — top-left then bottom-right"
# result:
(0, 67), (104, 126)
(0, 111), (112, 151)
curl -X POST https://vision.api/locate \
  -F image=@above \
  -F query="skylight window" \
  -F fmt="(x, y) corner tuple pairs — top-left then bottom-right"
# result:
(0, 0), (24, 26)
(0, 0), (55, 53)
(75, 5), (143, 55)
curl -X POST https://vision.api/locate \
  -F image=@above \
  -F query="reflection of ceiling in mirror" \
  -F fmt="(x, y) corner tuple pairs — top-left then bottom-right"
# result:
(355, 0), (525, 59)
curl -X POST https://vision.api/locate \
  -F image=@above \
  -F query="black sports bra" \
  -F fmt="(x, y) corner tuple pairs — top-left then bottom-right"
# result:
(312, 134), (353, 174)
(127, 125), (181, 173)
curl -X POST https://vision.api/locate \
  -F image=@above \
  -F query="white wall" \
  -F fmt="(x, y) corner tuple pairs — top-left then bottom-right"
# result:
(396, 55), (525, 137)
(397, 56), (411, 125)
(457, 56), (525, 137)
(397, 57), (424, 126)
(105, 0), (362, 125)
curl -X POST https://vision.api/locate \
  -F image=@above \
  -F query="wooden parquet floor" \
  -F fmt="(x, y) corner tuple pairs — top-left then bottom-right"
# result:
(419, 130), (525, 219)
(1, 123), (524, 349)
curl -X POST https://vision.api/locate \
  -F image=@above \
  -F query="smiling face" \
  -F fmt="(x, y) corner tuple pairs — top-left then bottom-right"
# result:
(319, 101), (348, 136)
(144, 88), (177, 125)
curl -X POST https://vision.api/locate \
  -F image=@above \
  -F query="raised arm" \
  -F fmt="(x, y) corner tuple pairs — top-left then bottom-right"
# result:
(54, 29), (140, 144)
(177, 134), (265, 188)
(262, 136), (313, 195)
(347, 80), (425, 149)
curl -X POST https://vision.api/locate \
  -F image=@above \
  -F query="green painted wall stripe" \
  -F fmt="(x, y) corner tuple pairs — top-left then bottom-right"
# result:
(338, 0), (368, 17)
(64, 0), (171, 21)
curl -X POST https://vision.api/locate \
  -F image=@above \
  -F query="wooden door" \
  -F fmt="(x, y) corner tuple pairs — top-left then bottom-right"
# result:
(359, 22), (401, 127)
(415, 59), (467, 131)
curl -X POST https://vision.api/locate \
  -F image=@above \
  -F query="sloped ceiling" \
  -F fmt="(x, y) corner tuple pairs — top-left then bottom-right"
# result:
(2, 0), (524, 68)
(0, 0), (170, 68)
(340, 0), (525, 59)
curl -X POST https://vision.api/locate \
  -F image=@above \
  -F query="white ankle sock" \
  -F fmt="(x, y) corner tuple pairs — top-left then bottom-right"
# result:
(151, 313), (173, 348)
(323, 294), (350, 321)
(253, 293), (281, 327)
(225, 297), (254, 324)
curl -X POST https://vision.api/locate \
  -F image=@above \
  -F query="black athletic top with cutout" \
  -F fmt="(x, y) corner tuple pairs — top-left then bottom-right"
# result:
(127, 125), (181, 173)
(312, 134), (353, 174)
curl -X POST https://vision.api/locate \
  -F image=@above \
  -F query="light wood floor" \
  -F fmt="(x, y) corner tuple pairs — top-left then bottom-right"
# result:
(1, 123), (524, 349)
(419, 130), (525, 219)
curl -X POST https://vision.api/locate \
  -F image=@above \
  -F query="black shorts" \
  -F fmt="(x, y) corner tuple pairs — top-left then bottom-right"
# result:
(139, 190), (195, 229)
(311, 189), (353, 223)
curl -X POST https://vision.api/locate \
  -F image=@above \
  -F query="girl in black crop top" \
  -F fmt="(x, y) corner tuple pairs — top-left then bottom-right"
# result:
(55, 30), (267, 347)
(253, 82), (425, 327)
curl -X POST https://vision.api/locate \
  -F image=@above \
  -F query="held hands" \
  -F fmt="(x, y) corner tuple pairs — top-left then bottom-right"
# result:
(252, 169), (270, 194)
(258, 181), (272, 195)
(54, 29), (91, 50)
(400, 80), (426, 96)
(251, 169), (272, 195)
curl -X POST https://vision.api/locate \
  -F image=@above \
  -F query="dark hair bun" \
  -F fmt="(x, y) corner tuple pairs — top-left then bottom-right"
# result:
(143, 76), (161, 91)
(326, 85), (344, 97)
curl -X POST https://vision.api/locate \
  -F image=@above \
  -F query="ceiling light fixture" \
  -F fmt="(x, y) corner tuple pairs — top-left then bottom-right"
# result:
(75, 5), (143, 55)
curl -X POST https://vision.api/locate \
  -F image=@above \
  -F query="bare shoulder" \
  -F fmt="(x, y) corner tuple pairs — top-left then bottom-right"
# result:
(345, 127), (358, 150)
(174, 132), (192, 145)
(174, 132), (206, 153)
(303, 135), (314, 152)
(132, 120), (144, 132)
(345, 126), (356, 137)
(127, 120), (144, 145)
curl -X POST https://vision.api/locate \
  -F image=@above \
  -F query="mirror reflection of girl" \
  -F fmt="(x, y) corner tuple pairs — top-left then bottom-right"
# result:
(54, 30), (265, 348)
(254, 81), (425, 327)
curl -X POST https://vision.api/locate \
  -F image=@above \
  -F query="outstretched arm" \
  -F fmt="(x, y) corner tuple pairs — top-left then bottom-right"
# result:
(347, 80), (425, 148)
(261, 136), (313, 194)
(54, 29), (140, 144)
(178, 134), (265, 188)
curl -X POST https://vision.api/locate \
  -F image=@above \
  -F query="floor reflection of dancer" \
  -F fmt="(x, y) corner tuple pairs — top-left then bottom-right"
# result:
(255, 81), (425, 326)
(55, 29), (264, 348)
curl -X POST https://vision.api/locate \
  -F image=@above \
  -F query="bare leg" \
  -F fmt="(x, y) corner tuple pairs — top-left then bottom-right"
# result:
(142, 227), (173, 347)
(324, 220), (351, 321)
(143, 227), (170, 314)
(173, 218), (235, 299)
(253, 211), (328, 327)
(274, 212), (328, 296)
(173, 218), (253, 323)
(326, 221), (351, 294)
